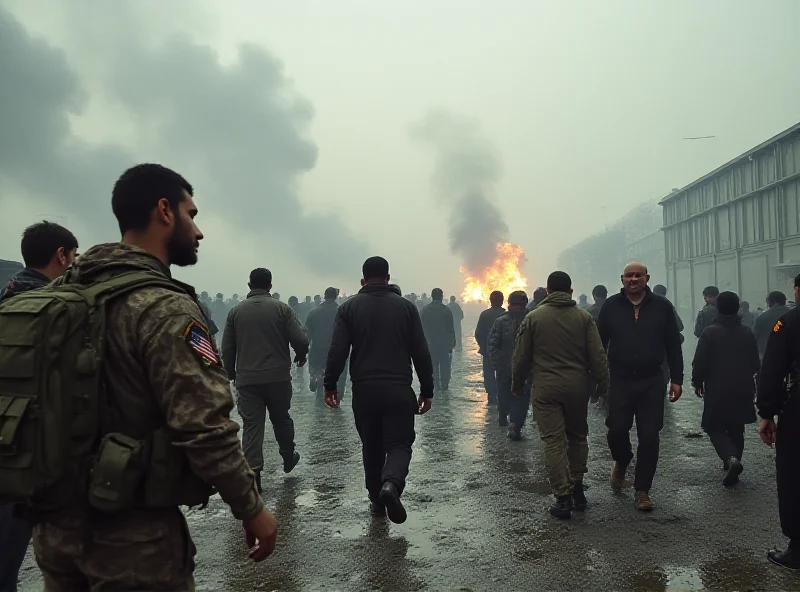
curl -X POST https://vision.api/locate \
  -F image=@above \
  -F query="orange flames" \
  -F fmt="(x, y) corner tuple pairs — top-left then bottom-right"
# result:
(461, 242), (528, 303)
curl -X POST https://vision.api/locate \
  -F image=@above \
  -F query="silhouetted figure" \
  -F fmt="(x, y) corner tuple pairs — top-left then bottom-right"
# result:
(475, 291), (506, 405)
(421, 288), (456, 392)
(447, 295), (465, 352)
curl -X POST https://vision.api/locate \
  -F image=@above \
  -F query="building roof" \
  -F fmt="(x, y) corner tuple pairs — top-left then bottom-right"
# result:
(659, 120), (800, 205)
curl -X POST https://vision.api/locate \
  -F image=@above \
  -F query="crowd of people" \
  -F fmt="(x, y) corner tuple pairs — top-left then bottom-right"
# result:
(0, 163), (798, 591)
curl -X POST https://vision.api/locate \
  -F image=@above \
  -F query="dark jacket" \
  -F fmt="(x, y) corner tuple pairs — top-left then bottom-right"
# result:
(597, 288), (684, 384)
(691, 314), (759, 428)
(694, 302), (717, 338)
(221, 289), (309, 386)
(588, 298), (605, 321)
(757, 306), (800, 419)
(324, 283), (434, 398)
(475, 305), (506, 355)
(753, 304), (790, 357)
(487, 308), (528, 378)
(512, 292), (609, 397)
(447, 301), (464, 325)
(0, 267), (50, 302)
(739, 310), (755, 329)
(421, 300), (455, 353)
(305, 299), (340, 369)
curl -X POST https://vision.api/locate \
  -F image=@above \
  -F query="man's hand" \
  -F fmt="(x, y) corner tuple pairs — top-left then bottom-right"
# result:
(512, 388), (522, 397)
(694, 386), (704, 398)
(669, 383), (682, 403)
(324, 390), (340, 408)
(295, 356), (307, 368)
(243, 508), (278, 562)
(418, 396), (433, 415)
(759, 418), (777, 447)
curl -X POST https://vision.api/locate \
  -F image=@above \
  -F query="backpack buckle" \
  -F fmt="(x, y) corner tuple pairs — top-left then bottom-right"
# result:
(0, 396), (30, 453)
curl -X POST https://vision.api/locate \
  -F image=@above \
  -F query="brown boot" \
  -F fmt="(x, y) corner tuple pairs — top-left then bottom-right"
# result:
(610, 462), (627, 491)
(635, 490), (654, 512)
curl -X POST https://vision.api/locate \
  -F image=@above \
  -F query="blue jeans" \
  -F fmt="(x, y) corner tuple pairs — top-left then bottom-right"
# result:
(0, 503), (31, 592)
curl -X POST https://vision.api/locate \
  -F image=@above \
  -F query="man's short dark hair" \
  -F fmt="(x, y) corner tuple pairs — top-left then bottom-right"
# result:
(362, 256), (389, 280)
(547, 271), (572, 293)
(324, 287), (338, 300)
(768, 291), (787, 306)
(716, 291), (740, 315)
(112, 164), (193, 234)
(450, 295), (456, 302)
(653, 284), (667, 296)
(431, 288), (444, 300)
(508, 291), (528, 306)
(703, 286), (719, 298)
(592, 284), (608, 299)
(489, 291), (504, 306)
(249, 268), (272, 290)
(533, 287), (547, 301)
(20, 221), (79, 269)
(740, 300), (750, 311)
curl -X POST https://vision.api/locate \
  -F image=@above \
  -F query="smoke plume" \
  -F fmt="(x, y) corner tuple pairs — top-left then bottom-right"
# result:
(0, 2), (366, 277)
(411, 110), (508, 272)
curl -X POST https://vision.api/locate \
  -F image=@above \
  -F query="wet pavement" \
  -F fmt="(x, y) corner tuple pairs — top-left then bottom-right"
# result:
(18, 336), (800, 591)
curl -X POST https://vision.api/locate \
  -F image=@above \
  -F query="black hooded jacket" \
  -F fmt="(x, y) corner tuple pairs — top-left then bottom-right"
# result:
(0, 267), (51, 302)
(324, 283), (434, 397)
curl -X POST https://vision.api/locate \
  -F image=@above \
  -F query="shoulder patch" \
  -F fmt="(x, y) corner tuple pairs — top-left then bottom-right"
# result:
(774, 320), (783, 333)
(183, 320), (220, 366)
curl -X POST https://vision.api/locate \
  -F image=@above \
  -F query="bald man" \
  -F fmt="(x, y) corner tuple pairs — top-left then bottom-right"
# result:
(597, 262), (683, 512)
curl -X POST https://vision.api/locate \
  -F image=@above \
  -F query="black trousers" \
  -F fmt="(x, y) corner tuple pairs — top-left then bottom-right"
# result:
(352, 385), (417, 502)
(236, 381), (295, 472)
(705, 424), (745, 462)
(431, 350), (452, 390)
(497, 375), (530, 427)
(606, 374), (665, 492)
(777, 404), (800, 542)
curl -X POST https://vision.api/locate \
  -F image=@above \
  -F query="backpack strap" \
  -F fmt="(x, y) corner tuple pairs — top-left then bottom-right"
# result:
(70, 271), (185, 306)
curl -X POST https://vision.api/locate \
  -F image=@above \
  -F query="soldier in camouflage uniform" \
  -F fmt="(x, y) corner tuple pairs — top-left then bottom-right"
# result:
(488, 291), (530, 438)
(32, 164), (277, 591)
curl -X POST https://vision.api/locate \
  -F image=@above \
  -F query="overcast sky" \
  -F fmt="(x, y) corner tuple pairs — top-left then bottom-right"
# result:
(2, 0), (799, 298)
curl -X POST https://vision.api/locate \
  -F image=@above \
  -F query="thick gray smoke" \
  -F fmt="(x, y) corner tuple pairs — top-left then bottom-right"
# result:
(411, 110), (508, 272)
(0, 3), (366, 276)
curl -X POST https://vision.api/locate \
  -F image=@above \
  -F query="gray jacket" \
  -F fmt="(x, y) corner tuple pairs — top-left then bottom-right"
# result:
(222, 289), (309, 386)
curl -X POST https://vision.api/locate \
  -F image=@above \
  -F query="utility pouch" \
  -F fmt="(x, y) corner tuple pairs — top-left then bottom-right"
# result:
(143, 427), (212, 509)
(88, 433), (145, 513)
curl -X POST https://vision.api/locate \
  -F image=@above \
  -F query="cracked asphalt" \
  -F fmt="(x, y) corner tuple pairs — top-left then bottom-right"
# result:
(17, 328), (800, 591)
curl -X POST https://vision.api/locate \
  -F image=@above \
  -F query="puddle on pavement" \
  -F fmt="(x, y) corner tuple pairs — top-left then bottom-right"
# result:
(664, 566), (704, 591)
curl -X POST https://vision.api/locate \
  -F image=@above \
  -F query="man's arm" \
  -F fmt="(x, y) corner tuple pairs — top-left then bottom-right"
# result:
(444, 307), (456, 349)
(757, 312), (796, 419)
(409, 305), (435, 398)
(665, 302), (684, 385)
(694, 309), (704, 338)
(596, 300), (611, 351)
(474, 312), (487, 350)
(140, 295), (262, 521)
(285, 307), (309, 360)
(487, 319), (502, 371)
(586, 318), (609, 399)
(323, 308), (351, 391)
(512, 316), (534, 392)
(691, 332), (709, 389)
(221, 308), (237, 380)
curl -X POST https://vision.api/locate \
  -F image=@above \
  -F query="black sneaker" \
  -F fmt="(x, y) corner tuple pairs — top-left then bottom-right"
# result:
(549, 495), (573, 519)
(283, 451), (300, 474)
(768, 546), (800, 570)
(370, 501), (387, 518)
(507, 424), (522, 441)
(572, 482), (587, 511)
(723, 456), (743, 487)
(379, 482), (407, 524)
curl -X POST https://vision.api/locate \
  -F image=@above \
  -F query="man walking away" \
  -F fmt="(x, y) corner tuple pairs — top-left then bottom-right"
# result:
(739, 300), (755, 329)
(475, 291), (506, 404)
(757, 274), (800, 570)
(691, 291), (759, 486)
(421, 288), (456, 392)
(513, 273), (609, 519)
(324, 257), (434, 524)
(488, 291), (530, 433)
(222, 268), (307, 492)
(597, 262), (683, 512)
(448, 295), (465, 351)
(577, 294), (590, 310)
(526, 287), (547, 311)
(306, 287), (346, 399)
(0, 221), (78, 592)
(694, 286), (719, 338)
(588, 285), (607, 321)
(754, 291), (790, 358)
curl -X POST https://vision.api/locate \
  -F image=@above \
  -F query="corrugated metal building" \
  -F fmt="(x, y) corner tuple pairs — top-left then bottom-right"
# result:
(557, 201), (665, 298)
(660, 121), (800, 329)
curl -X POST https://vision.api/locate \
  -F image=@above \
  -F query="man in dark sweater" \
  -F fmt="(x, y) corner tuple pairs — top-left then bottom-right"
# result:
(754, 291), (790, 358)
(324, 257), (434, 524)
(475, 291), (506, 405)
(597, 262), (683, 512)
(0, 221), (78, 592)
(694, 285), (719, 338)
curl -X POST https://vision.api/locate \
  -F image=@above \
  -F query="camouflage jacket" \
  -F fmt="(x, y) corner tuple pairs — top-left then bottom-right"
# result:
(487, 309), (529, 377)
(69, 243), (262, 521)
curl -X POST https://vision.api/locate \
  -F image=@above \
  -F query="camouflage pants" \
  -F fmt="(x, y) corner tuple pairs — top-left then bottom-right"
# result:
(33, 508), (195, 591)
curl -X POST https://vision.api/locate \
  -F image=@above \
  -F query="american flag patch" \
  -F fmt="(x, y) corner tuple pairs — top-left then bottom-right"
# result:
(184, 321), (219, 366)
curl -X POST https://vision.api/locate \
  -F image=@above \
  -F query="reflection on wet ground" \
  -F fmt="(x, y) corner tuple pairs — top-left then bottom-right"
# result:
(18, 332), (800, 591)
